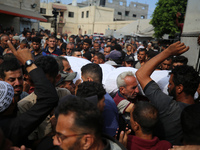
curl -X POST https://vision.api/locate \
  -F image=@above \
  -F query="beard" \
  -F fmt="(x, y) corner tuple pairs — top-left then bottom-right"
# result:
(168, 86), (176, 99)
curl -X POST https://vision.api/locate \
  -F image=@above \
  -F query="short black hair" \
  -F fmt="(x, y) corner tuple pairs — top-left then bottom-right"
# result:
(76, 81), (106, 101)
(138, 48), (147, 54)
(32, 36), (41, 43)
(71, 48), (81, 56)
(35, 56), (58, 78)
(132, 101), (158, 134)
(0, 58), (21, 79)
(181, 103), (200, 145)
(170, 65), (199, 96)
(94, 52), (105, 62)
(83, 39), (92, 45)
(114, 44), (122, 51)
(60, 43), (67, 51)
(81, 63), (102, 83)
(55, 96), (103, 138)
(172, 56), (188, 65)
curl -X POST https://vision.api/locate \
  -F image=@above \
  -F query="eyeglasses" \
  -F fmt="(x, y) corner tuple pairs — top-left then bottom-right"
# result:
(53, 132), (88, 144)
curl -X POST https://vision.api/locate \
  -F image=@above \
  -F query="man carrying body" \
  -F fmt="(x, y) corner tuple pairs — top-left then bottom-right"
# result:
(136, 41), (199, 144)
(113, 71), (142, 120)
(81, 63), (119, 137)
(93, 52), (105, 64)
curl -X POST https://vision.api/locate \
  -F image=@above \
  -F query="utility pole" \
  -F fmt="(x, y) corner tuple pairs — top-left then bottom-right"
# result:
(52, 8), (59, 36)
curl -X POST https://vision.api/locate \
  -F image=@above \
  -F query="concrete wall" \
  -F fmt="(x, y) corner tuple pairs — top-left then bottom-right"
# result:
(40, 2), (132, 36)
(0, 0), (41, 33)
(80, 0), (148, 20)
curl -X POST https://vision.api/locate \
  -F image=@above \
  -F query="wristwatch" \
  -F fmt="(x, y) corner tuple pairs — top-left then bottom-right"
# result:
(25, 60), (34, 68)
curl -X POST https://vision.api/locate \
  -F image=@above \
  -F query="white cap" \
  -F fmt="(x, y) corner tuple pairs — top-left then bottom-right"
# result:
(0, 81), (14, 112)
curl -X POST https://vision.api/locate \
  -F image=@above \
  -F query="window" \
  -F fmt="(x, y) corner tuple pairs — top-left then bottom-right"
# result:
(82, 11), (84, 18)
(119, 2), (123, 5)
(125, 11), (129, 16)
(40, 8), (46, 14)
(108, 0), (113, 3)
(134, 4), (137, 7)
(86, 11), (89, 18)
(141, 15), (145, 19)
(133, 14), (137, 17)
(118, 12), (122, 15)
(68, 12), (74, 18)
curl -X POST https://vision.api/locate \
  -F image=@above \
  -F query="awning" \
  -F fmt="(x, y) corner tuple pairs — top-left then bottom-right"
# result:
(52, 4), (67, 10)
(0, 4), (47, 22)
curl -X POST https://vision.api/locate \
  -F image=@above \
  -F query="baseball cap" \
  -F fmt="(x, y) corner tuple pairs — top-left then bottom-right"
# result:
(56, 71), (77, 86)
(124, 55), (135, 62)
(0, 81), (14, 112)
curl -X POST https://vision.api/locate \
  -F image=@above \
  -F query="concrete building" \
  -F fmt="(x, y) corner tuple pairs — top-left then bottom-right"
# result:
(0, 0), (47, 33)
(40, 2), (133, 35)
(77, 0), (149, 21)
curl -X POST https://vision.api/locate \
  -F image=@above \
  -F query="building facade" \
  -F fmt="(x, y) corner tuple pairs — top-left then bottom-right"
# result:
(40, 2), (133, 35)
(79, 0), (149, 21)
(0, 0), (47, 33)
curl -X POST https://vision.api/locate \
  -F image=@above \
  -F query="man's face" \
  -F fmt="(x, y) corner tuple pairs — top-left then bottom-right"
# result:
(66, 44), (74, 56)
(83, 42), (90, 51)
(168, 74), (176, 99)
(93, 43), (100, 52)
(73, 51), (82, 58)
(137, 51), (146, 61)
(62, 60), (73, 73)
(107, 42), (111, 46)
(69, 37), (74, 43)
(62, 81), (76, 95)
(3, 69), (23, 95)
(93, 56), (101, 64)
(32, 42), (41, 51)
(121, 76), (139, 99)
(48, 38), (56, 49)
(161, 59), (172, 70)
(127, 46), (132, 52)
(26, 32), (31, 38)
(12, 39), (17, 45)
(53, 113), (83, 150)
(104, 47), (111, 56)
(2, 36), (9, 48)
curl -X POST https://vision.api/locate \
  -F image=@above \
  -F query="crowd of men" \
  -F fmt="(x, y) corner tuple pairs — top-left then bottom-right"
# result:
(0, 26), (200, 150)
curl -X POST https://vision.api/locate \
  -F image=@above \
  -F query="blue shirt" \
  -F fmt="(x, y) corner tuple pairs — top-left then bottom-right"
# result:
(102, 93), (119, 136)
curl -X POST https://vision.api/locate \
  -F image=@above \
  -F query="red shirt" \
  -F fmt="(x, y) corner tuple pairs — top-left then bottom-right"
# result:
(127, 135), (172, 150)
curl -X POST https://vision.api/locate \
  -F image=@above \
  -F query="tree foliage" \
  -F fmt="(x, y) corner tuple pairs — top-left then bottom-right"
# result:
(150, 0), (187, 38)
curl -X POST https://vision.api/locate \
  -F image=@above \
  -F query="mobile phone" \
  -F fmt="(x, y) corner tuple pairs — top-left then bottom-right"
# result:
(116, 114), (127, 140)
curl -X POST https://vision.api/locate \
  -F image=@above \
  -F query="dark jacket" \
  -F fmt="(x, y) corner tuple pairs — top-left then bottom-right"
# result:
(0, 67), (59, 146)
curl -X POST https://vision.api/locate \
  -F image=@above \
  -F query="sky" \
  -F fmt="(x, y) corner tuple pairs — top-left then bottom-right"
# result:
(42, 0), (159, 18)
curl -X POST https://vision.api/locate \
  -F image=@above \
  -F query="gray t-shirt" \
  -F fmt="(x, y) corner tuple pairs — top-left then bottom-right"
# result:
(144, 80), (189, 144)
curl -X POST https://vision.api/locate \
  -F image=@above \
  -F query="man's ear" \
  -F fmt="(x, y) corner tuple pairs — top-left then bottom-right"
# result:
(132, 121), (140, 132)
(81, 134), (94, 150)
(177, 84), (183, 94)
(119, 87), (125, 94)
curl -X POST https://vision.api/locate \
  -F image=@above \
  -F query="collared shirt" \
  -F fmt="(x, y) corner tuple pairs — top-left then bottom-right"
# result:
(43, 47), (62, 57)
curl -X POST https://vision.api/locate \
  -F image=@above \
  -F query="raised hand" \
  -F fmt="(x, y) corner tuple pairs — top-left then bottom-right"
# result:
(166, 41), (189, 56)
(7, 40), (34, 65)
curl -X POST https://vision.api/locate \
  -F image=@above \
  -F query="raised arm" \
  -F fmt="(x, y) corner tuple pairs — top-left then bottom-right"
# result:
(136, 41), (189, 89)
